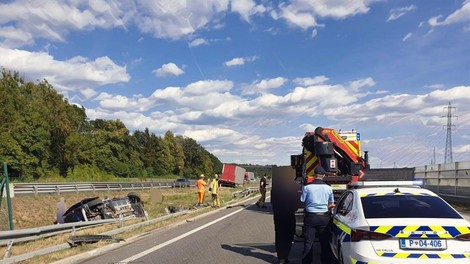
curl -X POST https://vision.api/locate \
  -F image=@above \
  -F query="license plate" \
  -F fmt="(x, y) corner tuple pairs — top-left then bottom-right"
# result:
(399, 239), (447, 250)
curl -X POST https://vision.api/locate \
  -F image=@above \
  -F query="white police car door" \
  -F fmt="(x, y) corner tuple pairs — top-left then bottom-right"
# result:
(331, 191), (354, 257)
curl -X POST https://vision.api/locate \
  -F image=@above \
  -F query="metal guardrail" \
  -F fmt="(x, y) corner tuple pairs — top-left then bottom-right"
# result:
(1, 211), (189, 264)
(415, 161), (470, 201)
(0, 216), (136, 246)
(1, 187), (258, 246)
(1, 188), (259, 263)
(12, 181), (193, 196)
(232, 187), (268, 198)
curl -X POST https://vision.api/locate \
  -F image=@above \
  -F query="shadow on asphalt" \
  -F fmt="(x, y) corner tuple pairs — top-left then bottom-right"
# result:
(221, 243), (278, 263)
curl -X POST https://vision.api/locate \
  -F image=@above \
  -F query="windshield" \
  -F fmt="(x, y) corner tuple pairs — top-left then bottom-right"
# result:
(361, 195), (463, 219)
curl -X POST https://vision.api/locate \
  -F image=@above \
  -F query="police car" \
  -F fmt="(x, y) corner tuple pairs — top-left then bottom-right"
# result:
(329, 181), (470, 264)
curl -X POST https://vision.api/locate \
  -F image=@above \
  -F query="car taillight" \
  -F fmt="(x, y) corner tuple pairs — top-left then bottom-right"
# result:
(455, 233), (470, 241)
(351, 229), (392, 242)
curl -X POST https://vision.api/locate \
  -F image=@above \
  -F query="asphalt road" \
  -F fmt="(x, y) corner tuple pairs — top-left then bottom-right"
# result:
(52, 196), (470, 264)
(55, 196), (314, 264)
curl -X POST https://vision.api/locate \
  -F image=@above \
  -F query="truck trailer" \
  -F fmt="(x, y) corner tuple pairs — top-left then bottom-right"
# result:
(220, 164), (246, 187)
(245, 171), (255, 183)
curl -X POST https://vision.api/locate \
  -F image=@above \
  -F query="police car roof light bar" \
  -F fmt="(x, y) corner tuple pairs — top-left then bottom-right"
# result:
(349, 180), (423, 188)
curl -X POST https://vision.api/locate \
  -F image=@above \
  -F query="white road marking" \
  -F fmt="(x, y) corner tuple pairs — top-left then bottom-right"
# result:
(119, 207), (246, 263)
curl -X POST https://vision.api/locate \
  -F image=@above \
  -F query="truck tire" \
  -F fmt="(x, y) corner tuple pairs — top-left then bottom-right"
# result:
(127, 192), (142, 204)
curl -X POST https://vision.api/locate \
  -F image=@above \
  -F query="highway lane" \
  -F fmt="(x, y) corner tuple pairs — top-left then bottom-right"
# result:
(63, 196), (311, 264)
(53, 196), (470, 264)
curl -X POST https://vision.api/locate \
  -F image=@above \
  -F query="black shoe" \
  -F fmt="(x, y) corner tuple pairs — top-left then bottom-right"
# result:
(262, 205), (267, 208)
(255, 202), (260, 208)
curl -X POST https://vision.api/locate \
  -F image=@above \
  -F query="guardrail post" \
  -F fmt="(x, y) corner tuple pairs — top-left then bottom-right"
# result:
(437, 164), (441, 194)
(4, 240), (13, 259)
(56, 186), (60, 196)
(92, 184), (95, 194)
(119, 214), (123, 228)
(33, 185), (38, 197)
(141, 183), (144, 190)
(75, 184), (79, 194)
(119, 184), (122, 191)
(2, 163), (14, 230)
(454, 162), (459, 196)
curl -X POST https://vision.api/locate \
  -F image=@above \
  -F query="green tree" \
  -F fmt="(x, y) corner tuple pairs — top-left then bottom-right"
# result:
(0, 70), (223, 182)
(163, 131), (185, 176)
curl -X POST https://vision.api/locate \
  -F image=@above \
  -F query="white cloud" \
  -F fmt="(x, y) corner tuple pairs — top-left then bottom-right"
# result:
(0, 0), (266, 46)
(153, 62), (184, 77)
(188, 38), (208, 47)
(184, 80), (233, 95)
(97, 93), (155, 112)
(225, 57), (245, 67)
(424, 84), (445, 90)
(294, 76), (329, 86)
(428, 0), (470, 27)
(276, 5), (318, 30)
(311, 28), (318, 38)
(402, 32), (412, 42)
(0, 26), (33, 48)
(348, 77), (376, 92)
(84, 70), (470, 166)
(242, 77), (288, 95)
(0, 0), (134, 48)
(387, 5), (416, 22)
(135, 0), (232, 40)
(230, 0), (266, 22)
(273, 0), (371, 30)
(323, 86), (470, 125)
(224, 56), (258, 67)
(256, 77), (287, 90)
(0, 47), (129, 99)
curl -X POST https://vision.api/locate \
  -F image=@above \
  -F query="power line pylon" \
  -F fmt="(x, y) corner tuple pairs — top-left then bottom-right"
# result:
(443, 102), (456, 163)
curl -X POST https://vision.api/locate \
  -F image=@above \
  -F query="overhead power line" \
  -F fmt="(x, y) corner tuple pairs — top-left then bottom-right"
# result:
(443, 102), (457, 164)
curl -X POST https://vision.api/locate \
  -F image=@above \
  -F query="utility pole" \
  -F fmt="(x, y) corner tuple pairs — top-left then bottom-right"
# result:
(443, 102), (456, 164)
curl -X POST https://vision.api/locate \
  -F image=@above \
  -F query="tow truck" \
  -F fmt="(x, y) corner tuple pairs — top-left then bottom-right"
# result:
(290, 127), (368, 194)
(271, 127), (415, 239)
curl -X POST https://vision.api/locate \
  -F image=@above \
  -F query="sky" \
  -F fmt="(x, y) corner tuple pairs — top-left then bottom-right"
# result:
(0, 0), (469, 168)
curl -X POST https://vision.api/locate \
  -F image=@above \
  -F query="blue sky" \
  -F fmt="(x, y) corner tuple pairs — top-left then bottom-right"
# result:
(1, 0), (469, 167)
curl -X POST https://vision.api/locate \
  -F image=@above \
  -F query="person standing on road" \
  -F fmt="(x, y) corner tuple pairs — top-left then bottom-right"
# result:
(196, 174), (207, 206)
(256, 174), (268, 208)
(300, 166), (334, 264)
(210, 174), (221, 207)
(272, 173), (301, 264)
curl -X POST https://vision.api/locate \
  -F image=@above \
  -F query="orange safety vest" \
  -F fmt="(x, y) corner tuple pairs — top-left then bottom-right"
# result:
(196, 179), (207, 192)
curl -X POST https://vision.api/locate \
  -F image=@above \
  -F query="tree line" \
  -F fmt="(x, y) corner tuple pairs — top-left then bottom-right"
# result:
(0, 70), (222, 182)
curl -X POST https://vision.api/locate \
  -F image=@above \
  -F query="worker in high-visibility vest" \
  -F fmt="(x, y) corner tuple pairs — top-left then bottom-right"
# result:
(196, 174), (207, 206)
(210, 174), (221, 207)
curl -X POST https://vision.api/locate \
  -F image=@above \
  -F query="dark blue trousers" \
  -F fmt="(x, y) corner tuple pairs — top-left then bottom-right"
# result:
(302, 212), (331, 264)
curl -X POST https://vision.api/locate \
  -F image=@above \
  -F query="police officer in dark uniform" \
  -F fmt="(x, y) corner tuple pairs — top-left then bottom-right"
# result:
(300, 166), (335, 264)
